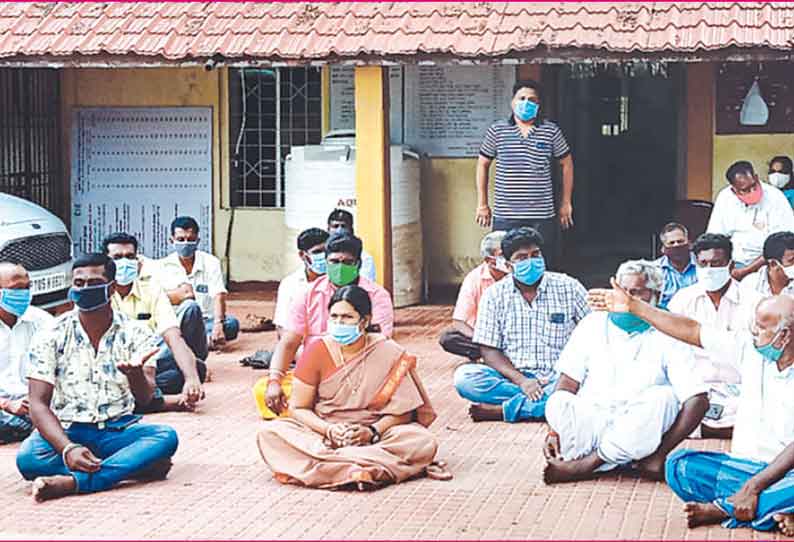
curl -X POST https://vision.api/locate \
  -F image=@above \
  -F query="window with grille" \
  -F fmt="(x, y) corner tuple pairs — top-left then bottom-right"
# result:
(0, 68), (63, 217)
(229, 67), (322, 208)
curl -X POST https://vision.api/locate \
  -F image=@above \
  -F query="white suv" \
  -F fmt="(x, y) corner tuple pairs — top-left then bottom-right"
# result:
(0, 193), (72, 309)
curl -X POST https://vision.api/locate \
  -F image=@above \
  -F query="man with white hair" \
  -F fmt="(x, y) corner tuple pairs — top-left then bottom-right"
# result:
(439, 231), (509, 360)
(543, 259), (709, 484)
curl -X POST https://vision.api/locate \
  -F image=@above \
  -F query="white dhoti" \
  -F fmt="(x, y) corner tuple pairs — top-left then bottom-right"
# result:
(546, 385), (680, 471)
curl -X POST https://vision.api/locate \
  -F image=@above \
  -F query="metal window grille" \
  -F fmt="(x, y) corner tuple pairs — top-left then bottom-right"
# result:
(229, 67), (322, 208)
(0, 68), (63, 217)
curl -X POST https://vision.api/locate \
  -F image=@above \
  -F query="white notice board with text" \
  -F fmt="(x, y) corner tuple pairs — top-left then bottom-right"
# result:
(70, 107), (213, 258)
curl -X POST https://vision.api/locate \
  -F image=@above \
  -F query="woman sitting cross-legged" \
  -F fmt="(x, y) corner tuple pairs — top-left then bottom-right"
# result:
(256, 285), (449, 490)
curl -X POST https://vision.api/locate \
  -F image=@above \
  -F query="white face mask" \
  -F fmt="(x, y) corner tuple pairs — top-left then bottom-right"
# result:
(696, 265), (731, 292)
(494, 256), (510, 273)
(769, 172), (791, 189)
(783, 264), (794, 280)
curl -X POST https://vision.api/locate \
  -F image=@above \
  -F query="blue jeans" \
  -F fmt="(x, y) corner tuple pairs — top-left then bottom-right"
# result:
(666, 449), (794, 531)
(16, 415), (178, 494)
(205, 316), (240, 342)
(0, 409), (33, 443)
(453, 364), (558, 422)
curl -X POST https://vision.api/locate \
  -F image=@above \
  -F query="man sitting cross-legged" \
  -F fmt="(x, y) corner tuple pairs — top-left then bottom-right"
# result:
(454, 227), (590, 423)
(15, 254), (178, 502)
(438, 231), (509, 361)
(543, 259), (709, 484)
(589, 276), (794, 534)
(103, 232), (204, 412)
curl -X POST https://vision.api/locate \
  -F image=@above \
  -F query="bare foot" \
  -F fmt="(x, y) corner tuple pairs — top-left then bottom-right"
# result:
(132, 458), (173, 482)
(469, 403), (503, 422)
(543, 457), (598, 485)
(32, 475), (76, 502)
(774, 513), (794, 537)
(684, 502), (728, 528)
(634, 452), (665, 481)
(204, 367), (213, 383)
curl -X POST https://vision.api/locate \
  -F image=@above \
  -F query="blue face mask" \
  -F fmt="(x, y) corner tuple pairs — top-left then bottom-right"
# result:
(114, 258), (139, 286)
(307, 253), (327, 275)
(755, 331), (786, 363)
(512, 257), (545, 286)
(514, 100), (539, 122)
(174, 241), (198, 259)
(69, 283), (111, 312)
(328, 321), (363, 346)
(0, 288), (32, 318)
(609, 312), (651, 335)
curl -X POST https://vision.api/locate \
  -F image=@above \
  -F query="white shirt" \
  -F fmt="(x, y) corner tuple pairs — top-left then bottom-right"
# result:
(740, 267), (794, 298)
(155, 251), (227, 320)
(0, 306), (53, 399)
(274, 267), (310, 329)
(360, 250), (376, 282)
(557, 312), (707, 409)
(668, 280), (758, 385)
(701, 324), (794, 463)
(707, 183), (794, 266)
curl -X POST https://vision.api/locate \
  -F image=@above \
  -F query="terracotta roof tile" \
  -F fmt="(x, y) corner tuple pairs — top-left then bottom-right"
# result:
(2, 2), (794, 62)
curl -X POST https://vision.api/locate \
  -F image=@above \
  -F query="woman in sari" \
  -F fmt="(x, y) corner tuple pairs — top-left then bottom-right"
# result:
(257, 285), (448, 490)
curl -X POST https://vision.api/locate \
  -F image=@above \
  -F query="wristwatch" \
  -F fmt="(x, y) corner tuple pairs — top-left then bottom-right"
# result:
(367, 425), (381, 444)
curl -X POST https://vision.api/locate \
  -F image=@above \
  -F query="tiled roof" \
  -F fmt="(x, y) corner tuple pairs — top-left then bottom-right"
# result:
(1, 2), (793, 63)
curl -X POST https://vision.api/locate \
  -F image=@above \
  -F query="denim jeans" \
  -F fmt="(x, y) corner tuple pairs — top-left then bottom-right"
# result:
(453, 364), (558, 422)
(16, 415), (178, 494)
(0, 409), (33, 444)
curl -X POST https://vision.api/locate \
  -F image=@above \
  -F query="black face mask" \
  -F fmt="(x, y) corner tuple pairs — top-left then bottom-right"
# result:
(69, 284), (111, 312)
(663, 244), (690, 263)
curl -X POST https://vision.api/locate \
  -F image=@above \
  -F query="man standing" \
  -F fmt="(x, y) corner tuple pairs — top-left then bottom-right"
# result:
(156, 216), (239, 350)
(265, 233), (394, 415)
(16, 254), (178, 502)
(439, 231), (508, 361)
(668, 234), (759, 438)
(274, 228), (329, 338)
(454, 227), (589, 423)
(740, 231), (794, 298)
(475, 79), (574, 268)
(327, 209), (376, 282)
(656, 222), (698, 308)
(708, 161), (794, 279)
(102, 233), (204, 412)
(0, 263), (52, 443)
(588, 280), (794, 533)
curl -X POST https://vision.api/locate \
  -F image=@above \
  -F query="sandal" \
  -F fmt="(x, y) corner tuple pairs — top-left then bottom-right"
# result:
(239, 350), (273, 370)
(241, 314), (275, 333)
(425, 460), (453, 481)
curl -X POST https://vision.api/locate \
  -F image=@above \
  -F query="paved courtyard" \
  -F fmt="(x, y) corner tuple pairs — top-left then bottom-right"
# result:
(0, 291), (781, 540)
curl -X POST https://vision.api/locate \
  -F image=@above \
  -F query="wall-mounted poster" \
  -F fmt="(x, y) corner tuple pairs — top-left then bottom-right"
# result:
(71, 107), (213, 258)
(403, 65), (516, 157)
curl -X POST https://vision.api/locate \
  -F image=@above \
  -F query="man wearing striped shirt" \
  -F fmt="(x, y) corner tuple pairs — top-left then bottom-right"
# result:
(476, 79), (575, 268)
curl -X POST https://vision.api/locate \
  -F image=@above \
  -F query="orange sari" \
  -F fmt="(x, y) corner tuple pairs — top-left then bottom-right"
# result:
(256, 334), (438, 489)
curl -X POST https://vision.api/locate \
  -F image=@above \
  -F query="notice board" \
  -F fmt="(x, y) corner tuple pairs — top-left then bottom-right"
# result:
(329, 65), (404, 143)
(716, 62), (794, 134)
(403, 65), (516, 157)
(71, 107), (213, 258)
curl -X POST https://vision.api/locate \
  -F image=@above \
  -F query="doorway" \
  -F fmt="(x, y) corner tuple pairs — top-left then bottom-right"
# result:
(553, 64), (682, 287)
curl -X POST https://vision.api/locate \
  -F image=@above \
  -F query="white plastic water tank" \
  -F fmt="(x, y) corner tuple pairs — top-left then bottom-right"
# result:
(284, 130), (423, 307)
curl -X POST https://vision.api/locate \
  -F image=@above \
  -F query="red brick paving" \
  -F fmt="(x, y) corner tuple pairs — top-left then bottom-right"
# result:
(0, 292), (784, 539)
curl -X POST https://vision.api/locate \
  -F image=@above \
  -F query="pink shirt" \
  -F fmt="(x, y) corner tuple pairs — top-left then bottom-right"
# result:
(287, 275), (394, 350)
(452, 262), (499, 328)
